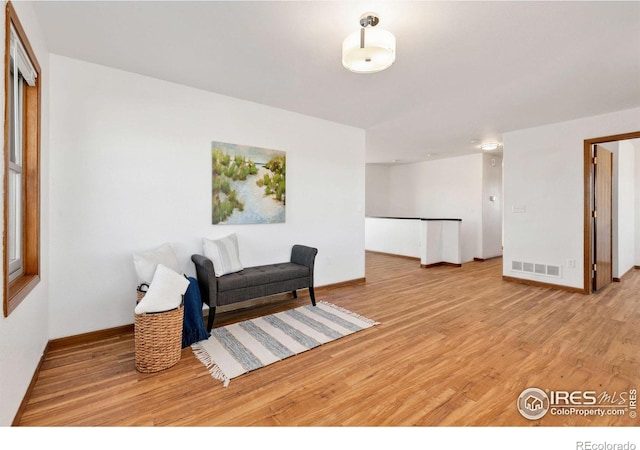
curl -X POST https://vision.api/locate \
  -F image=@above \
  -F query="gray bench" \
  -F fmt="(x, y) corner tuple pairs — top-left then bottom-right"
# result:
(191, 245), (318, 331)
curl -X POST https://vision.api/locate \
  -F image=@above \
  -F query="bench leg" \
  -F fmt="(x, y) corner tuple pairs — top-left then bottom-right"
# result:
(309, 287), (316, 306)
(207, 306), (216, 332)
(292, 290), (297, 299)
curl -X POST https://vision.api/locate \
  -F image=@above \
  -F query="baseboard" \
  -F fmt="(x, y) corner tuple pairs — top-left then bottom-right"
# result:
(421, 262), (462, 268)
(12, 341), (50, 426)
(15, 325), (136, 425)
(502, 275), (586, 294)
(216, 292), (296, 313)
(613, 265), (639, 283)
(215, 278), (366, 313)
(316, 277), (366, 292)
(367, 250), (466, 268)
(473, 255), (503, 262)
(47, 276), (369, 343)
(48, 324), (134, 351)
(365, 250), (420, 261)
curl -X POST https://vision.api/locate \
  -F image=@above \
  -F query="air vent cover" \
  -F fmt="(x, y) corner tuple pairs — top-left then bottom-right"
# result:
(511, 260), (562, 278)
(547, 265), (561, 277)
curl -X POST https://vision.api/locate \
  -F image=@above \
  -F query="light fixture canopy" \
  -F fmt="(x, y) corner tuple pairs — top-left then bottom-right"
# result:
(481, 142), (500, 151)
(342, 12), (396, 74)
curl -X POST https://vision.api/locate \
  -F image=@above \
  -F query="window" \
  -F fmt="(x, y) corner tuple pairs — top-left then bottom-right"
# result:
(3, 2), (41, 316)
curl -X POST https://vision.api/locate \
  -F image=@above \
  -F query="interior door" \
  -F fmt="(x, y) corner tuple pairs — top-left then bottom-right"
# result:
(592, 144), (613, 292)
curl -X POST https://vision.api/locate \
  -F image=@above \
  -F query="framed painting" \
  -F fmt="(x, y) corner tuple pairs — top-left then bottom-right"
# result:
(211, 141), (286, 224)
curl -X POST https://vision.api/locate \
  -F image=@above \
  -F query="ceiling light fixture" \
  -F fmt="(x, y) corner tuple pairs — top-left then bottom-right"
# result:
(342, 12), (396, 74)
(480, 142), (500, 151)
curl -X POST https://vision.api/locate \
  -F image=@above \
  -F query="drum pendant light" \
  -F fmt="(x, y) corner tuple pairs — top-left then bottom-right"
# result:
(342, 12), (396, 74)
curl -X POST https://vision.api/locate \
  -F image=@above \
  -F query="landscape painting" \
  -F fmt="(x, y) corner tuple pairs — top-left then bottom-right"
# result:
(211, 141), (286, 224)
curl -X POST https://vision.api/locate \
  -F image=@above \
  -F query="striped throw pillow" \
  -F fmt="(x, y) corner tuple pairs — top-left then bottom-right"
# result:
(203, 233), (244, 277)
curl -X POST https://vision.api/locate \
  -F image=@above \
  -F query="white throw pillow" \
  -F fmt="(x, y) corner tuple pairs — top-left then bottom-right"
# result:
(133, 242), (182, 285)
(134, 264), (189, 314)
(203, 233), (243, 277)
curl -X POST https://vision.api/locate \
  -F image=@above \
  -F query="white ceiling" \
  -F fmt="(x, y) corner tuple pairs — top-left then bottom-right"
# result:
(32, 1), (640, 163)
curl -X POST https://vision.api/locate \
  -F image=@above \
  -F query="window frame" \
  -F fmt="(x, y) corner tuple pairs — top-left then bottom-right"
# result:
(3, 1), (41, 317)
(8, 55), (24, 282)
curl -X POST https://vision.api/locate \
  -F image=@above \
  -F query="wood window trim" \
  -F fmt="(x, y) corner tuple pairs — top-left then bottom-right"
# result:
(3, 1), (41, 317)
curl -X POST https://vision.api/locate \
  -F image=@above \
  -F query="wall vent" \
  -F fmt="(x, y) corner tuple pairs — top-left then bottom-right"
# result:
(546, 265), (561, 277)
(511, 261), (562, 278)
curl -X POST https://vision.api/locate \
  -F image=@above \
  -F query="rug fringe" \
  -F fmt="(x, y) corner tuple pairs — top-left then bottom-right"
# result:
(318, 301), (381, 326)
(191, 342), (231, 387)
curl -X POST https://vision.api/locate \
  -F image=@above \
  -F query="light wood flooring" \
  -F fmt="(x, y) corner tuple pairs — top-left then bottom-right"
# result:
(15, 252), (640, 426)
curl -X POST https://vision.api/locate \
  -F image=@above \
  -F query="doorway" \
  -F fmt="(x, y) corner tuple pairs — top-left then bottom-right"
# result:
(583, 131), (640, 294)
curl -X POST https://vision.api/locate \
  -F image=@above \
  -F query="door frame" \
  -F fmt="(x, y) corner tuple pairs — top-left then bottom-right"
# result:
(583, 131), (640, 294)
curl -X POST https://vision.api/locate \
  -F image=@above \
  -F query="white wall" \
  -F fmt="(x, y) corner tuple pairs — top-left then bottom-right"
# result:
(481, 154), (503, 259)
(503, 107), (640, 290)
(365, 217), (421, 258)
(48, 54), (365, 340)
(0, 1), (50, 426)
(385, 154), (484, 263)
(365, 164), (390, 217)
(612, 141), (635, 278)
(365, 154), (503, 262)
(637, 141), (640, 266)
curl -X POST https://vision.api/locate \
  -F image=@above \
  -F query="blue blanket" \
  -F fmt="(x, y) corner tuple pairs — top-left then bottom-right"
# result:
(182, 277), (210, 348)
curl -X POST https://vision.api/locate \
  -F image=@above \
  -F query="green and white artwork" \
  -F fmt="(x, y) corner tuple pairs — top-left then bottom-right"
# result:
(211, 141), (286, 224)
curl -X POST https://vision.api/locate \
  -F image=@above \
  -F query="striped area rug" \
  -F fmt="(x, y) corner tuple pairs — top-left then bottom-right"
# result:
(191, 301), (379, 387)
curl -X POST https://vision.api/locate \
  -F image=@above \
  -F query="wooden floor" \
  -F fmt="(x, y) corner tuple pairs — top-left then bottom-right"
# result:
(16, 253), (640, 426)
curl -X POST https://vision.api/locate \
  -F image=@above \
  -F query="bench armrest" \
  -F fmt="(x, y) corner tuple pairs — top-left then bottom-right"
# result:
(291, 245), (318, 286)
(191, 254), (218, 308)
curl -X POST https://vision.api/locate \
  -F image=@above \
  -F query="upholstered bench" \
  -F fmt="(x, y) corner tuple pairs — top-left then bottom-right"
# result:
(191, 244), (318, 331)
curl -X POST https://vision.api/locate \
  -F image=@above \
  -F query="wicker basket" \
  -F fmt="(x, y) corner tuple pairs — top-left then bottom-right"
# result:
(134, 289), (184, 373)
